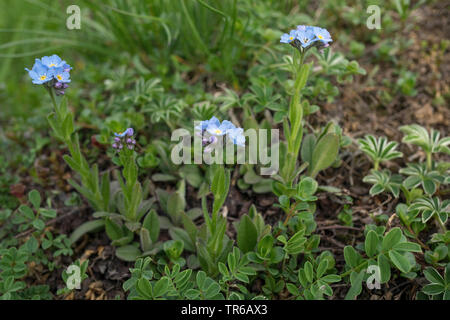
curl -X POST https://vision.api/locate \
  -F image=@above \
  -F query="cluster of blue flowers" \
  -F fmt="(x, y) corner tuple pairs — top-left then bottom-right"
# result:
(280, 25), (332, 51)
(195, 116), (245, 147)
(112, 128), (136, 150)
(25, 54), (72, 95)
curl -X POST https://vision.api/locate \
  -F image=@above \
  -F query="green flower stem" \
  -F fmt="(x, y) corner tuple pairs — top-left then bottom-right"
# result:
(283, 50), (310, 186)
(46, 87), (107, 212)
(426, 152), (432, 171)
(373, 160), (379, 171)
(48, 87), (58, 114)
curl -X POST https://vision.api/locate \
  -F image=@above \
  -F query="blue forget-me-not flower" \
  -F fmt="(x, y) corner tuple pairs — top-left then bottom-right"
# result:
(280, 30), (298, 44)
(51, 66), (71, 84)
(25, 59), (53, 84)
(196, 116), (245, 148)
(227, 127), (245, 147)
(41, 54), (67, 68)
(25, 54), (72, 95)
(280, 25), (332, 51)
(205, 118), (235, 136)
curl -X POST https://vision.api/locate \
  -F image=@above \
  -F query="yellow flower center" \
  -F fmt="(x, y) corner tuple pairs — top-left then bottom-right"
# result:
(40, 75), (47, 80)
(289, 36), (293, 40)
(49, 63), (56, 67)
(215, 129), (222, 134)
(57, 75), (62, 80)
(318, 35), (324, 39)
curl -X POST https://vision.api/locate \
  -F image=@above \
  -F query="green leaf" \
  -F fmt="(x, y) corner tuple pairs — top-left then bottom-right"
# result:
(40, 209), (57, 219)
(142, 209), (160, 243)
(47, 112), (63, 139)
(62, 112), (74, 139)
(179, 165), (203, 188)
(168, 227), (195, 252)
(441, 289), (450, 300)
(423, 179), (436, 195)
(32, 219), (45, 230)
(105, 218), (124, 241)
(393, 242), (422, 253)
(110, 231), (134, 247)
(422, 284), (445, 295)
(286, 283), (299, 296)
(345, 270), (365, 300)
(298, 269), (308, 288)
(211, 165), (226, 196)
(423, 267), (445, 285)
(100, 172), (110, 211)
(237, 215), (258, 253)
(321, 274), (341, 283)
(343, 246), (361, 268)
(166, 193), (185, 224)
(152, 173), (177, 182)
(181, 212), (198, 245)
(365, 230), (379, 257)
(63, 155), (82, 173)
(316, 259), (328, 279)
(377, 254), (391, 283)
(153, 277), (170, 298)
(243, 167), (262, 184)
(115, 245), (141, 262)
(382, 227), (402, 251)
(24, 236), (39, 253)
(211, 167), (230, 216)
(140, 228), (152, 252)
(422, 210), (434, 223)
(28, 190), (41, 209)
(298, 177), (318, 196)
(388, 250), (411, 273)
(136, 278), (153, 299)
(184, 289), (200, 299)
(369, 184), (385, 196)
(252, 179), (273, 194)
(218, 262), (229, 277)
(309, 133), (339, 177)
(69, 220), (105, 244)
(285, 230), (307, 255)
(257, 234), (274, 257)
(19, 205), (34, 220)
(300, 134), (316, 165)
(304, 261), (314, 283)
